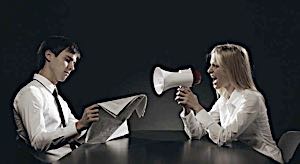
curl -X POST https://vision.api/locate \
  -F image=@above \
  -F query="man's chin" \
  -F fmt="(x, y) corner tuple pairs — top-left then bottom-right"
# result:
(59, 77), (68, 82)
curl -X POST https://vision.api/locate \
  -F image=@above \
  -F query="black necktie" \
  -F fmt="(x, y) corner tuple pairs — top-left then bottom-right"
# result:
(53, 89), (78, 150)
(53, 89), (66, 127)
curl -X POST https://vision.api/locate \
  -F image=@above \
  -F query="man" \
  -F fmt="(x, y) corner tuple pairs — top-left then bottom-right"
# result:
(13, 36), (100, 163)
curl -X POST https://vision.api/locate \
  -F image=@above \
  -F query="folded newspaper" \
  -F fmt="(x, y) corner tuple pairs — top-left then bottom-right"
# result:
(85, 94), (147, 144)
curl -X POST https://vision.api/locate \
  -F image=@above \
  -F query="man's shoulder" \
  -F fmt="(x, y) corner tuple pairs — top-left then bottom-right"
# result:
(15, 80), (44, 98)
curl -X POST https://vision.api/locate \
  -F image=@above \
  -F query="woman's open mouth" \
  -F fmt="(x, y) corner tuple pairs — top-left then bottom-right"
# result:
(211, 76), (218, 86)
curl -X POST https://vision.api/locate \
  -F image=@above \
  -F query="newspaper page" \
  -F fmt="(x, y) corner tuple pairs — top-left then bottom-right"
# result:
(85, 94), (147, 144)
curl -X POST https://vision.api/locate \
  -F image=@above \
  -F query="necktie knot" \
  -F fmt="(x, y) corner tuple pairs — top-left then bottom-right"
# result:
(53, 89), (58, 97)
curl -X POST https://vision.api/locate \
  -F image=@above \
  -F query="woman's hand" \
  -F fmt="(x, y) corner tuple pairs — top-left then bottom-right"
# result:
(175, 86), (204, 114)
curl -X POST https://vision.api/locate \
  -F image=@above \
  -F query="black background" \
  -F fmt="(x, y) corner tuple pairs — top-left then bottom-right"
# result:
(1, 0), (300, 163)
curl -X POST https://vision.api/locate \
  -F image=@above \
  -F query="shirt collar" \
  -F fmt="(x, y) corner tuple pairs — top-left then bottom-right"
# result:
(33, 73), (56, 93)
(226, 89), (243, 107)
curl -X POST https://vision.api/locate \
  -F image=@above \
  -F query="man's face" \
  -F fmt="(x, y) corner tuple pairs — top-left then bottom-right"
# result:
(48, 49), (78, 83)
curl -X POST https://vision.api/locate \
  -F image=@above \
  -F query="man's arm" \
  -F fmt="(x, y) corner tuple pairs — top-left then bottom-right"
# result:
(16, 87), (79, 151)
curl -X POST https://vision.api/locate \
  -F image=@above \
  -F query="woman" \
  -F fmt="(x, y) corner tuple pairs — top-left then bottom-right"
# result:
(175, 43), (283, 163)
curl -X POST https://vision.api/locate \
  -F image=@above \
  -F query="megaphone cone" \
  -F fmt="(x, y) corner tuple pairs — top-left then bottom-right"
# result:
(153, 66), (201, 95)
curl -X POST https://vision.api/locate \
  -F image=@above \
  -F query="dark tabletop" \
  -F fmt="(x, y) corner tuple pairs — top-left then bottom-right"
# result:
(55, 130), (277, 164)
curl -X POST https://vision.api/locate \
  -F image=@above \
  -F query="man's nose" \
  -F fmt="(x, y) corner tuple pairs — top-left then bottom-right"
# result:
(68, 62), (75, 71)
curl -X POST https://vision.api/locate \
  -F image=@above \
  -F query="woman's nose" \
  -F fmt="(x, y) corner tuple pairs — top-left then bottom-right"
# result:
(207, 66), (212, 73)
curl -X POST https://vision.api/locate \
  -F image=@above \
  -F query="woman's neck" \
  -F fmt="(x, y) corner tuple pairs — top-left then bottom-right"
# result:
(225, 85), (235, 99)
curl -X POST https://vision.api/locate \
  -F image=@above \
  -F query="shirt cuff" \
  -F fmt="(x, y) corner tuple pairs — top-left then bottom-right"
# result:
(180, 110), (195, 139)
(180, 109), (194, 118)
(180, 110), (198, 123)
(195, 109), (214, 129)
(64, 122), (79, 138)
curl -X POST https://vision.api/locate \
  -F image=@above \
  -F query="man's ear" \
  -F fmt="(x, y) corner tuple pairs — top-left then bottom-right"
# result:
(45, 50), (54, 62)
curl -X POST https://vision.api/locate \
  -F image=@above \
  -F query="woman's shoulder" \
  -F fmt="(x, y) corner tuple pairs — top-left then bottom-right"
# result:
(240, 89), (264, 102)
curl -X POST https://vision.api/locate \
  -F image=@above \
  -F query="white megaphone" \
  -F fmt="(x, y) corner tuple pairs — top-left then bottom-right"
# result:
(153, 66), (201, 95)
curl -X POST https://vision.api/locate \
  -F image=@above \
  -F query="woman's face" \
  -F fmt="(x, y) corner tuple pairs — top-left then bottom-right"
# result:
(207, 54), (232, 90)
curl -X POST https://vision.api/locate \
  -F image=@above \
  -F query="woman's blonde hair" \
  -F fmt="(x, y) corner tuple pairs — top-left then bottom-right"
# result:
(210, 43), (257, 98)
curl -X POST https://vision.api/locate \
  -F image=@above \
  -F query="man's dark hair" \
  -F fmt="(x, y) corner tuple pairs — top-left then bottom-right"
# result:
(37, 35), (81, 70)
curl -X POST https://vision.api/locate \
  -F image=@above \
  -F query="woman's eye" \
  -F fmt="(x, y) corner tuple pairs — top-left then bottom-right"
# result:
(212, 64), (219, 68)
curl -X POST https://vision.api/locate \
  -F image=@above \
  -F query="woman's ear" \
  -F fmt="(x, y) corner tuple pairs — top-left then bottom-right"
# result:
(45, 50), (54, 62)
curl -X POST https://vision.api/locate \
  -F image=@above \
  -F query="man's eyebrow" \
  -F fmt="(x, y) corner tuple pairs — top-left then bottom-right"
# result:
(65, 55), (77, 63)
(66, 56), (73, 60)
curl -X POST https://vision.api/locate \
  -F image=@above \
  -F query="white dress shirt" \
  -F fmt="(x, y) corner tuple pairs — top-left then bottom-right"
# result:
(180, 89), (284, 163)
(13, 74), (84, 163)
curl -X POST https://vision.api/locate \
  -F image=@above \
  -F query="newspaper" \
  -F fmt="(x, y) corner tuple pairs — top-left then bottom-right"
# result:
(85, 94), (147, 144)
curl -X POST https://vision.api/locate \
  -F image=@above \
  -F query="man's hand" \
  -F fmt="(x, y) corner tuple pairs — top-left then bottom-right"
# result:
(76, 104), (100, 132)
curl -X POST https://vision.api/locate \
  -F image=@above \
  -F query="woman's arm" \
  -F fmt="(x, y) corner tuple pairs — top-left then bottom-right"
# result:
(196, 93), (259, 146)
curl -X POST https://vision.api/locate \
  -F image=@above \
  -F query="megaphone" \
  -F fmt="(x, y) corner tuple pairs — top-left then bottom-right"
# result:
(153, 66), (201, 95)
